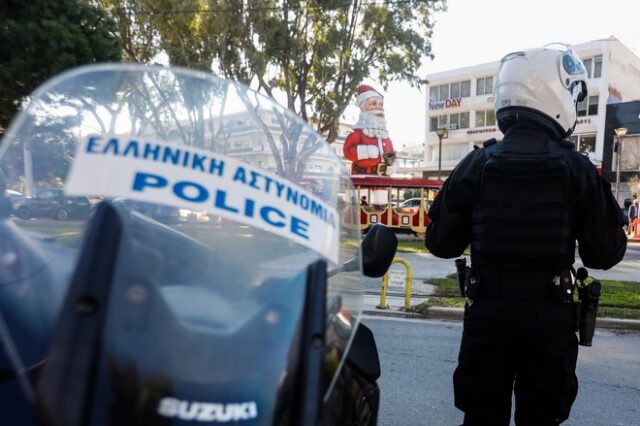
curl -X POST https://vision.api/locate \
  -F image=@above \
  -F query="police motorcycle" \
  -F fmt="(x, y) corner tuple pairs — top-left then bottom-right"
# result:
(0, 64), (398, 425)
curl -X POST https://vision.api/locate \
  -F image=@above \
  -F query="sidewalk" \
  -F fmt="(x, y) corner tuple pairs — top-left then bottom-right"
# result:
(363, 294), (640, 330)
(363, 250), (640, 331)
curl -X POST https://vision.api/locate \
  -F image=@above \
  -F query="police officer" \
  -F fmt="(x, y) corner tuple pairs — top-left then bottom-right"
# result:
(425, 45), (627, 425)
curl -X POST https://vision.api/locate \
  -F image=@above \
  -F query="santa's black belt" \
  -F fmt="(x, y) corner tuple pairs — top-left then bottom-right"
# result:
(353, 163), (387, 176)
(477, 269), (558, 300)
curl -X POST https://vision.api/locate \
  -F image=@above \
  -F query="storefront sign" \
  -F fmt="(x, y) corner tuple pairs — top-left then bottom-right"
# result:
(467, 127), (497, 135)
(429, 97), (462, 110)
(576, 118), (592, 125)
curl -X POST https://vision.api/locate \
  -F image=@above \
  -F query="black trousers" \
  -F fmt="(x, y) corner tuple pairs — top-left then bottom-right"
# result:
(453, 298), (579, 426)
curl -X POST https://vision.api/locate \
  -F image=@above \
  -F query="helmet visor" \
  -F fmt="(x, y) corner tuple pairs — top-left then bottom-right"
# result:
(559, 49), (588, 102)
(562, 50), (586, 75)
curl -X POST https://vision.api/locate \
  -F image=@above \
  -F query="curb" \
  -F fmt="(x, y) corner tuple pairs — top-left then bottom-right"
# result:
(364, 307), (640, 331)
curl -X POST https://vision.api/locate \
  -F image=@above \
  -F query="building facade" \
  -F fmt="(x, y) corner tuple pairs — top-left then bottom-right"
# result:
(423, 37), (640, 179)
(604, 100), (640, 204)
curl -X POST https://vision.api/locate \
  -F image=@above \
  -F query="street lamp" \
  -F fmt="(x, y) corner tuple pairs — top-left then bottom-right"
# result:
(435, 127), (448, 181)
(614, 127), (628, 203)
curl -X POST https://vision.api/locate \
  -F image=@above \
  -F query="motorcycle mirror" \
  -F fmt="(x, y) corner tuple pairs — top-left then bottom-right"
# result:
(576, 267), (588, 282)
(329, 224), (398, 278)
(361, 224), (398, 278)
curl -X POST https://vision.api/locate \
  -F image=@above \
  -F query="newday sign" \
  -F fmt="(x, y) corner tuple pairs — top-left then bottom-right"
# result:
(66, 135), (339, 263)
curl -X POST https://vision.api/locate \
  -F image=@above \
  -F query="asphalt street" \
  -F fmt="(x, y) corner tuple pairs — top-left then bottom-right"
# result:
(365, 315), (640, 426)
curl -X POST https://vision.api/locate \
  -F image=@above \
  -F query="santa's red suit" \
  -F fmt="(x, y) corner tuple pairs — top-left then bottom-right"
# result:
(343, 130), (395, 175)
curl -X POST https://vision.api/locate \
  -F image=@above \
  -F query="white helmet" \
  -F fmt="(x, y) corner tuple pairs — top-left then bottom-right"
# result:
(493, 44), (588, 138)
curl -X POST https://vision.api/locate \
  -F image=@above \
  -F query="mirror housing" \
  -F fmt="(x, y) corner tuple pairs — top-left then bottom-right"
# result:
(335, 224), (398, 277)
(361, 224), (398, 277)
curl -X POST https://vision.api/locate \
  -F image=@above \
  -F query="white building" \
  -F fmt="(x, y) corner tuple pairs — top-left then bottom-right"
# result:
(423, 36), (640, 179)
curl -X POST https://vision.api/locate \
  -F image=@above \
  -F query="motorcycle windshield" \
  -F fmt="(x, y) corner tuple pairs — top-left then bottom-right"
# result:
(0, 64), (361, 424)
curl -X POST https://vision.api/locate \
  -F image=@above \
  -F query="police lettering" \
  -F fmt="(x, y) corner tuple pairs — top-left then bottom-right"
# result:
(86, 136), (225, 177)
(132, 172), (310, 240)
(85, 136), (336, 229)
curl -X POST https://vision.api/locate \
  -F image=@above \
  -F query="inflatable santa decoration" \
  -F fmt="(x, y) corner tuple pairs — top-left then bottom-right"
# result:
(343, 84), (396, 204)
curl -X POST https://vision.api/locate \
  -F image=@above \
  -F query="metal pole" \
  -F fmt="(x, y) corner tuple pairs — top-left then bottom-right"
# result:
(437, 134), (443, 181)
(615, 136), (622, 203)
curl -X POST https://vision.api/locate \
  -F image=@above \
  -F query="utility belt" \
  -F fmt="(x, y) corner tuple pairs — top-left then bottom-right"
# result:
(352, 162), (388, 176)
(454, 258), (574, 303)
(455, 258), (602, 346)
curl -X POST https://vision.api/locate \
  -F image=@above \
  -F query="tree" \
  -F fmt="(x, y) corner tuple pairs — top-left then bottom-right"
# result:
(626, 174), (640, 200)
(0, 0), (122, 131)
(100, 0), (445, 142)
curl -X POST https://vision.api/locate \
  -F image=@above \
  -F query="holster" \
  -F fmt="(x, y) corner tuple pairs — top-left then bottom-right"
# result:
(454, 258), (479, 301)
(577, 281), (602, 346)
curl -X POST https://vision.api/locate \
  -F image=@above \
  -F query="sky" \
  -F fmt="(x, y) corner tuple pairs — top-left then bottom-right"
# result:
(369, 0), (640, 148)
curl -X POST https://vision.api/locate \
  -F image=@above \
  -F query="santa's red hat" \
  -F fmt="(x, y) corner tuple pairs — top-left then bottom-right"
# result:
(356, 84), (383, 108)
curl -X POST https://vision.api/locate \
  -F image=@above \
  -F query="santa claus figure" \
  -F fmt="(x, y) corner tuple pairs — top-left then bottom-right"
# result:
(343, 84), (396, 204)
(343, 84), (396, 175)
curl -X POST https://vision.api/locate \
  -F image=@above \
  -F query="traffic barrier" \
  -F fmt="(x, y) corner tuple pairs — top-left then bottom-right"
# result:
(632, 218), (640, 242)
(377, 258), (413, 310)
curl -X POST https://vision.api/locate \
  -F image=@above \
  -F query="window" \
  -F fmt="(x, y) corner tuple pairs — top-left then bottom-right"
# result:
(476, 76), (494, 96)
(588, 95), (599, 115)
(593, 55), (602, 78)
(577, 95), (598, 117)
(583, 58), (592, 78)
(579, 134), (596, 153)
(430, 116), (438, 132)
(460, 112), (470, 129)
(38, 191), (55, 199)
(581, 55), (603, 79)
(443, 143), (473, 161)
(450, 81), (461, 98)
(475, 110), (495, 127)
(429, 87), (438, 102)
(449, 113), (460, 130)
(571, 133), (596, 153)
(429, 80), (472, 103)
(430, 112), (470, 131)
(577, 97), (587, 117)
(461, 80), (471, 97)
(439, 85), (449, 101)
(620, 135), (640, 171)
(486, 109), (496, 126)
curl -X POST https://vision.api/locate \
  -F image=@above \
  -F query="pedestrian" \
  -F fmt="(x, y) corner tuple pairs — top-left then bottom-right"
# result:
(629, 198), (639, 235)
(425, 45), (627, 425)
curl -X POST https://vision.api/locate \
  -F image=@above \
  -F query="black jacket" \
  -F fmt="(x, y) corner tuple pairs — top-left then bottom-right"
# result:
(425, 124), (627, 270)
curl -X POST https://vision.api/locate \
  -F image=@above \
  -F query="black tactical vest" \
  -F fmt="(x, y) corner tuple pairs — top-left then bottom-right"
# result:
(471, 139), (575, 271)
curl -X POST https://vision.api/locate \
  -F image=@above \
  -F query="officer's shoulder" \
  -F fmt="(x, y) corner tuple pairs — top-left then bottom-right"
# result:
(554, 139), (590, 161)
(470, 138), (500, 159)
(558, 139), (575, 150)
(482, 138), (498, 148)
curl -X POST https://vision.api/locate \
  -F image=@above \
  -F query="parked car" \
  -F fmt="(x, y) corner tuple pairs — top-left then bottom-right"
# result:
(112, 198), (181, 225)
(5, 189), (28, 201)
(399, 197), (428, 213)
(13, 188), (91, 221)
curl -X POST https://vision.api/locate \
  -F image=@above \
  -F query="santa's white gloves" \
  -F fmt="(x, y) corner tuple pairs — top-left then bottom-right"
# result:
(356, 145), (380, 160)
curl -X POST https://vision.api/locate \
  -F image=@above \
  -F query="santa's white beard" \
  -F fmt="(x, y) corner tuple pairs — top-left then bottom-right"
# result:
(354, 111), (389, 138)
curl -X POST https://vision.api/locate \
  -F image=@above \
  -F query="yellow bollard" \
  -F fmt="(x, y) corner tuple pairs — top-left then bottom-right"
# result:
(377, 258), (413, 310)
